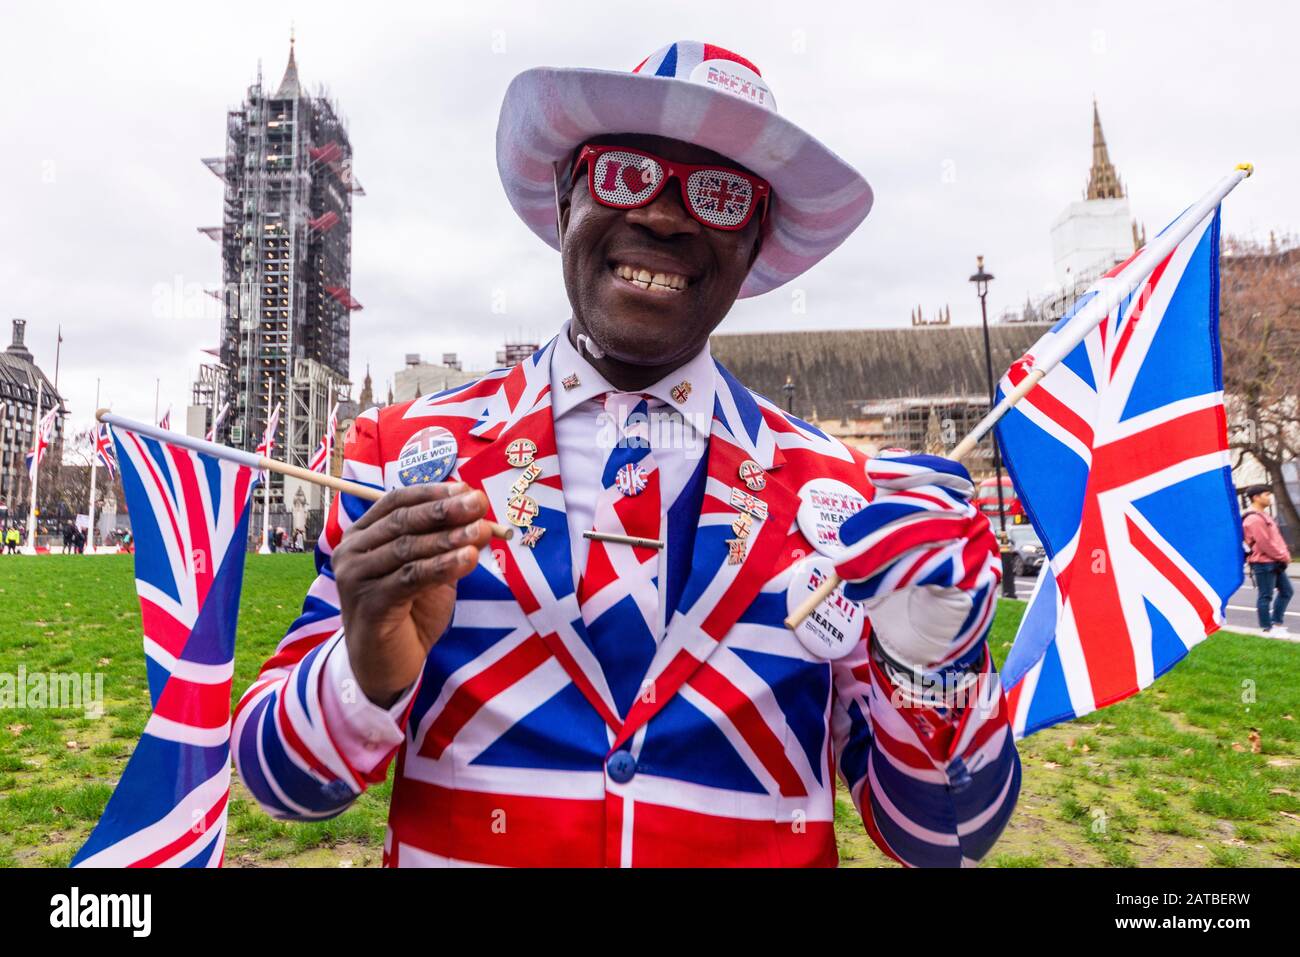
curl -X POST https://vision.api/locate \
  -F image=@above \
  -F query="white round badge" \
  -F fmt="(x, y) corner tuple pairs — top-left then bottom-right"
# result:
(396, 427), (458, 486)
(785, 555), (864, 661)
(795, 479), (869, 558)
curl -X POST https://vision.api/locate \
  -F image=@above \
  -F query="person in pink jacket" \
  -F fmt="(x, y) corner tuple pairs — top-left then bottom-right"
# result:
(1242, 485), (1293, 636)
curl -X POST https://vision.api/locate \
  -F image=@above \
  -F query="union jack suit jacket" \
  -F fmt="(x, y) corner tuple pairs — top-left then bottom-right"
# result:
(233, 339), (1021, 867)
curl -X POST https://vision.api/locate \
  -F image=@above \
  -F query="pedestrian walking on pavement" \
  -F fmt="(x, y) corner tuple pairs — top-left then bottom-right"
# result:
(1243, 484), (1294, 636)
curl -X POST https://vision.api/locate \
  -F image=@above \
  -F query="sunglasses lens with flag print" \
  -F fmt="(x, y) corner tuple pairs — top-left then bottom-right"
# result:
(574, 144), (770, 231)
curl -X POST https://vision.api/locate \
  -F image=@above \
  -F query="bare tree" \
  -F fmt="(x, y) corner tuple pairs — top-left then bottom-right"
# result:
(1220, 234), (1300, 532)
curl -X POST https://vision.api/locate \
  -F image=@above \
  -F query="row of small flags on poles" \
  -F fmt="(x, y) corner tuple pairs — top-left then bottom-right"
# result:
(70, 169), (1250, 866)
(52, 398), (337, 491)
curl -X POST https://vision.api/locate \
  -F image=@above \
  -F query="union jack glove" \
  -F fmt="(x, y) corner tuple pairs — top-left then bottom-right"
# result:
(833, 451), (1002, 681)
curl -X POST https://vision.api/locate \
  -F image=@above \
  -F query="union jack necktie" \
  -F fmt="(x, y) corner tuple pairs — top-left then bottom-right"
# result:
(577, 392), (663, 718)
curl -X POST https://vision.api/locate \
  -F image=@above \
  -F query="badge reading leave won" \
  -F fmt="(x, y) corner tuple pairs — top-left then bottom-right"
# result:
(787, 479), (870, 660)
(397, 426), (458, 486)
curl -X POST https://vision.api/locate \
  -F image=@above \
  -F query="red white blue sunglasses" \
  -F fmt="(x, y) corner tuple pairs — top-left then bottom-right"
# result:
(571, 143), (771, 231)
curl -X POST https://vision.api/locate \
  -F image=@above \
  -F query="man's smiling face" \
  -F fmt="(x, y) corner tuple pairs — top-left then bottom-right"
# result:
(558, 133), (765, 371)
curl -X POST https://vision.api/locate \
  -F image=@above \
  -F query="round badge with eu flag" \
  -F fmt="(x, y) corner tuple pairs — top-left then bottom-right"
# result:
(397, 426), (458, 486)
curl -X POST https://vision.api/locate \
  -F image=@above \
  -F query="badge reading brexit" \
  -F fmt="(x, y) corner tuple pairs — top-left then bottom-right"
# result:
(795, 479), (869, 557)
(785, 555), (863, 660)
(396, 426), (458, 486)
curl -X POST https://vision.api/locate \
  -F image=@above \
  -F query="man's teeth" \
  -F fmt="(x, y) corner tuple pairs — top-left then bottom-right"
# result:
(613, 264), (689, 291)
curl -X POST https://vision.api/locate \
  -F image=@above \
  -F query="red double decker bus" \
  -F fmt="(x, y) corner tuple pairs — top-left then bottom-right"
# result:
(973, 476), (1026, 524)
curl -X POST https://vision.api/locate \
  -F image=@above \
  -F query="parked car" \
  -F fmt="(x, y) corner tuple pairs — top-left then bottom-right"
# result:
(1006, 524), (1045, 577)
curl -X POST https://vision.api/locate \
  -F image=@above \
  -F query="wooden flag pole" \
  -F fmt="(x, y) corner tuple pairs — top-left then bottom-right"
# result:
(783, 163), (1253, 632)
(96, 409), (513, 541)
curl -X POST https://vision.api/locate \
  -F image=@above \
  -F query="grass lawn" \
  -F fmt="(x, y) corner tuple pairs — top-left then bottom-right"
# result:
(1, 554), (1298, 868)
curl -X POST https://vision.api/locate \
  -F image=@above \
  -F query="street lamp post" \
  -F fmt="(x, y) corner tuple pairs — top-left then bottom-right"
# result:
(969, 255), (1018, 599)
(782, 375), (795, 415)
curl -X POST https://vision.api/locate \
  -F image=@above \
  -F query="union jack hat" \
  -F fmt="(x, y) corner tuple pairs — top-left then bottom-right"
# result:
(495, 40), (874, 299)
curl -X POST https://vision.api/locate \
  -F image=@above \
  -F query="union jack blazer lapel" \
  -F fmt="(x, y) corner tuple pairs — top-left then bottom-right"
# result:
(456, 340), (623, 731)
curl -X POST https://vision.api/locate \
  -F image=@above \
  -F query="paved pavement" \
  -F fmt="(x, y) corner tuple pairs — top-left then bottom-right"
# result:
(1005, 562), (1300, 642)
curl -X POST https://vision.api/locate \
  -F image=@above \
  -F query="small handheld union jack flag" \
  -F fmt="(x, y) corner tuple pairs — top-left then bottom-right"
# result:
(72, 419), (259, 867)
(997, 172), (1249, 738)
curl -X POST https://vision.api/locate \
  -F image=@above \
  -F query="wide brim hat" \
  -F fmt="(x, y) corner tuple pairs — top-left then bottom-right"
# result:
(496, 40), (873, 299)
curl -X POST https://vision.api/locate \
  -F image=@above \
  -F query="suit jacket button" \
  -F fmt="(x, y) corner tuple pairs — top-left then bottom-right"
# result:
(606, 750), (637, 784)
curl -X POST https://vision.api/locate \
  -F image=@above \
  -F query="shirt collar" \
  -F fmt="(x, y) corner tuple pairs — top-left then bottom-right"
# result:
(549, 321), (716, 437)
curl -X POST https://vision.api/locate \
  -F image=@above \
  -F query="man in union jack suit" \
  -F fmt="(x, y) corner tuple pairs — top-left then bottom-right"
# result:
(234, 40), (1020, 867)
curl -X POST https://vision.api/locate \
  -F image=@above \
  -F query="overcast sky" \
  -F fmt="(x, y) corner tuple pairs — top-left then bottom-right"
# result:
(2, 0), (1296, 428)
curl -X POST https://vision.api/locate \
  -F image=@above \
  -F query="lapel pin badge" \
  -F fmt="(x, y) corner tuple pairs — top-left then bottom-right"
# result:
(670, 380), (692, 404)
(614, 462), (649, 497)
(725, 537), (747, 565)
(505, 437), (537, 468)
(509, 461), (543, 498)
(520, 526), (546, 548)
(561, 373), (581, 391)
(728, 486), (769, 521)
(505, 494), (540, 527)
(738, 459), (766, 492)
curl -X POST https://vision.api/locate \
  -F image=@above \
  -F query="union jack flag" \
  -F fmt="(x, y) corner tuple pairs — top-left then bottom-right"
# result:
(307, 402), (339, 474)
(997, 206), (1243, 738)
(26, 408), (57, 480)
(205, 401), (231, 443)
(94, 422), (117, 479)
(72, 425), (258, 867)
(256, 402), (282, 483)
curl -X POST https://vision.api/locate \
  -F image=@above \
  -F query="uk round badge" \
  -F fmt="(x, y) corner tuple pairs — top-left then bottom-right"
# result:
(614, 463), (649, 497)
(795, 479), (869, 558)
(505, 438), (537, 468)
(505, 494), (540, 527)
(738, 459), (766, 492)
(785, 555), (864, 661)
(396, 427), (458, 486)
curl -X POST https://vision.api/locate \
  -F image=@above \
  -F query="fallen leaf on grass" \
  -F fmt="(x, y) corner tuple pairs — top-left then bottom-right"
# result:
(1268, 758), (1295, 768)
(7, 724), (28, 736)
(65, 740), (79, 751)
(1232, 742), (1245, 752)
(97, 658), (111, 666)
(1249, 729), (1262, 753)
(1280, 811), (1300, 823)
(1270, 788), (1294, 797)
(1043, 761), (1061, 770)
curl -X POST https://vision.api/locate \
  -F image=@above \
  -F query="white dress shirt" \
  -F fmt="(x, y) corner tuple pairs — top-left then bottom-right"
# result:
(320, 326), (717, 772)
(549, 323), (715, 581)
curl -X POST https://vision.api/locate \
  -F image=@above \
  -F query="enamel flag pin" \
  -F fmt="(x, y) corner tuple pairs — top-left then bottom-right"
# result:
(728, 486), (768, 521)
(505, 495), (540, 527)
(738, 459), (766, 491)
(505, 438), (537, 468)
(509, 461), (543, 498)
